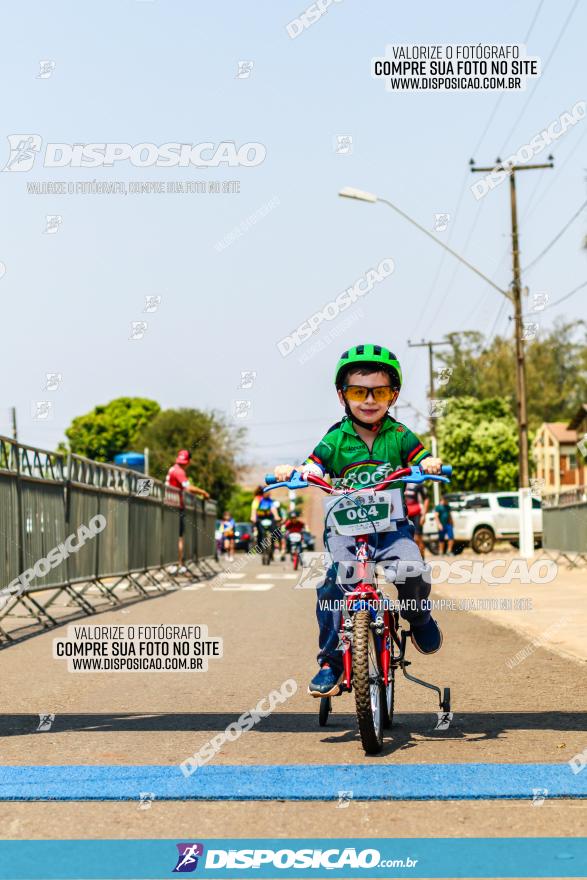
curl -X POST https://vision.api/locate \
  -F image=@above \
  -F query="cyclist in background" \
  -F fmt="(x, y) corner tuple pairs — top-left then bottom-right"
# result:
(251, 489), (280, 555)
(284, 510), (306, 556)
(404, 481), (429, 559)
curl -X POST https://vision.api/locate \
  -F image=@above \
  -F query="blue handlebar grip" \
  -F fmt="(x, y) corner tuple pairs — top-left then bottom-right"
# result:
(264, 474), (277, 485)
(441, 465), (452, 477)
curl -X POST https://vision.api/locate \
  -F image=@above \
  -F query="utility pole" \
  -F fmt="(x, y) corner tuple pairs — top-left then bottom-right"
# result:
(471, 157), (553, 556)
(10, 407), (17, 441)
(408, 339), (451, 504)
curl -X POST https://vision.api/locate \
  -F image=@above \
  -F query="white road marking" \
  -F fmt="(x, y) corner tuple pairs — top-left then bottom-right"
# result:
(221, 573), (246, 579)
(256, 572), (298, 580)
(212, 583), (274, 591)
(182, 584), (209, 591)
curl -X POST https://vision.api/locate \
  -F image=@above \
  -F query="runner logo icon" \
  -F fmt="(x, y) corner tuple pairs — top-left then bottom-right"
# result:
(173, 843), (205, 872)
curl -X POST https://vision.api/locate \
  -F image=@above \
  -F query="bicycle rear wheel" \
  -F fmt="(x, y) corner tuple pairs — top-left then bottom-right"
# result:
(352, 610), (384, 754)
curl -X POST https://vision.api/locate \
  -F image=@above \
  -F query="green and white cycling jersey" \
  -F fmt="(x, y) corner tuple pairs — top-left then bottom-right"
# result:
(304, 415), (430, 492)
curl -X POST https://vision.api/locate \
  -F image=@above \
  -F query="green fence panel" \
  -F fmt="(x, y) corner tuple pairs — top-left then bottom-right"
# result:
(197, 500), (217, 560)
(67, 487), (100, 581)
(543, 502), (587, 553)
(97, 494), (130, 577)
(162, 485), (182, 565)
(20, 479), (67, 590)
(0, 474), (20, 589)
(0, 436), (217, 603)
(183, 498), (196, 562)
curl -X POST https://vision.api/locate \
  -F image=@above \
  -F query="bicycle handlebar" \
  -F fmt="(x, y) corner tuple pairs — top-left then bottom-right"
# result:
(263, 464), (452, 494)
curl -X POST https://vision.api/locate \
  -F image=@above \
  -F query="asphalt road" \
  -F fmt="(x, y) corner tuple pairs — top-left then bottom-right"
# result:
(0, 551), (585, 841)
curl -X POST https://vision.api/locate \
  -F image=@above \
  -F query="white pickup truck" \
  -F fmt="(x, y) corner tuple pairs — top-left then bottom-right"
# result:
(422, 491), (543, 554)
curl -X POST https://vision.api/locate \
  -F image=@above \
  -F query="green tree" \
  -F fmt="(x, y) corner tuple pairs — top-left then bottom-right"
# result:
(437, 397), (519, 491)
(225, 486), (255, 522)
(437, 320), (587, 430)
(136, 408), (245, 510)
(62, 397), (160, 461)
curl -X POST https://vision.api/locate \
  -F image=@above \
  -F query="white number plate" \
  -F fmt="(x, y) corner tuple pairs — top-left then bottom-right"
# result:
(289, 532), (302, 543)
(327, 489), (404, 536)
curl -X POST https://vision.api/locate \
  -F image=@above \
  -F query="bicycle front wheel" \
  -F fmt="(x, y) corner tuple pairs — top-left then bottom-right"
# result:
(352, 610), (384, 754)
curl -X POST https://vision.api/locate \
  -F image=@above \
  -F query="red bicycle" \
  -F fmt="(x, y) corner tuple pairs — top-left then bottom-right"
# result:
(265, 464), (452, 754)
(288, 530), (303, 570)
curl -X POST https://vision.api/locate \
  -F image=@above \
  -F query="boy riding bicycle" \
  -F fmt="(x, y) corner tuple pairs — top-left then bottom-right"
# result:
(274, 344), (444, 698)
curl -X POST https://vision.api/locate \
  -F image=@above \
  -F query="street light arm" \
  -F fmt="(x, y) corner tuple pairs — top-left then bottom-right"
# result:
(375, 196), (511, 300)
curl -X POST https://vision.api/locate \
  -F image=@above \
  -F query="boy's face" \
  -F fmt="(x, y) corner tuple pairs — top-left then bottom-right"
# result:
(338, 370), (393, 425)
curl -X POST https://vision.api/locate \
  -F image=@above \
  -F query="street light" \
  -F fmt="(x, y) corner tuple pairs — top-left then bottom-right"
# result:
(338, 187), (378, 203)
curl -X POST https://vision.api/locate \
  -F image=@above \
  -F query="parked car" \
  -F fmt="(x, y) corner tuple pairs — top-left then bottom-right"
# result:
(234, 522), (253, 552)
(215, 520), (253, 556)
(302, 530), (316, 551)
(423, 492), (543, 554)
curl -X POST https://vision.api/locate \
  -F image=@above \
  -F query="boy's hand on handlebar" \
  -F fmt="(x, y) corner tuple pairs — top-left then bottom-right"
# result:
(274, 464), (294, 482)
(421, 457), (442, 475)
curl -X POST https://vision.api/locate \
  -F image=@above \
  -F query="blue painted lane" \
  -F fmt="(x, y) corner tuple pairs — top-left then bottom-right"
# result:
(0, 763), (585, 800)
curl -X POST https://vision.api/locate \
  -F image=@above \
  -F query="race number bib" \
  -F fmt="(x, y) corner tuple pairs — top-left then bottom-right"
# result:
(325, 489), (404, 536)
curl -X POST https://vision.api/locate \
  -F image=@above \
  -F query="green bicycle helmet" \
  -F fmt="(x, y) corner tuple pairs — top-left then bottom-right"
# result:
(334, 344), (402, 391)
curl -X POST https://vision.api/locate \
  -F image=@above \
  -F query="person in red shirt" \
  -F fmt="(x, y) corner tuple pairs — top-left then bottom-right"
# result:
(284, 511), (305, 534)
(166, 449), (209, 571)
(284, 511), (305, 556)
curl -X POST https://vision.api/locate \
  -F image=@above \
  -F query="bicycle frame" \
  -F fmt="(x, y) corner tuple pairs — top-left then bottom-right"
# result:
(265, 463), (452, 693)
(338, 537), (390, 692)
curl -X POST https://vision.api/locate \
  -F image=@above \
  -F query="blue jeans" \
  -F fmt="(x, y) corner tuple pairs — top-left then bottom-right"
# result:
(316, 522), (432, 674)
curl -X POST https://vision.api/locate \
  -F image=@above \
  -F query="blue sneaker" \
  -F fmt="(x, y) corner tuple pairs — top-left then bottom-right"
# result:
(410, 618), (443, 654)
(308, 664), (343, 697)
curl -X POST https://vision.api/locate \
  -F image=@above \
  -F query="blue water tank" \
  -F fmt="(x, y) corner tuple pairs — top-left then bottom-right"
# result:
(114, 452), (145, 473)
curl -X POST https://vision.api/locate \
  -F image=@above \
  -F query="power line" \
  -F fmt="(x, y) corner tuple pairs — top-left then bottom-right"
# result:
(535, 279), (587, 312)
(470, 0), (546, 158)
(523, 0), (547, 42)
(417, 0), (551, 342)
(377, 197), (508, 297)
(523, 198), (587, 273)
(523, 125), (587, 220)
(498, 0), (581, 154)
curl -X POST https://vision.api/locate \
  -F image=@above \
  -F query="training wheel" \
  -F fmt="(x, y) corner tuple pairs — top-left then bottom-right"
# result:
(318, 697), (331, 726)
(441, 686), (451, 713)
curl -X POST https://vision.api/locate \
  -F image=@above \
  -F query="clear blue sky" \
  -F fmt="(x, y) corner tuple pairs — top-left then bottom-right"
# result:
(1, 0), (585, 469)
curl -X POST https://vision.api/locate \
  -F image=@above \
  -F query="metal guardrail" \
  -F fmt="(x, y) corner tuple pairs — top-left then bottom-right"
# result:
(0, 435), (218, 641)
(542, 486), (587, 508)
(542, 485), (587, 561)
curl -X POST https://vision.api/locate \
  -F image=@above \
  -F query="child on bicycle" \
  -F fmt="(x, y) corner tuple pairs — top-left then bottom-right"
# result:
(274, 344), (444, 698)
(284, 510), (306, 555)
